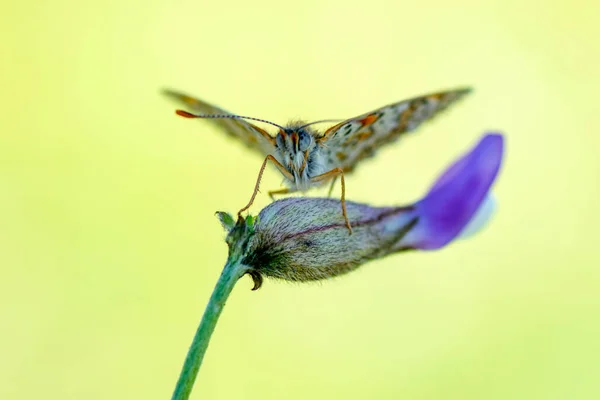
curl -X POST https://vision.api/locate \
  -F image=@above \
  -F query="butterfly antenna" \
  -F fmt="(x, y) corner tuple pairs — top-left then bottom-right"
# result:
(298, 119), (344, 129)
(175, 110), (285, 130)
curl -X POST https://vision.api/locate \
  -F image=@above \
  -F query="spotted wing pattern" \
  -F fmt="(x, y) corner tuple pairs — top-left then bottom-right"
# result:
(318, 88), (472, 172)
(163, 89), (276, 155)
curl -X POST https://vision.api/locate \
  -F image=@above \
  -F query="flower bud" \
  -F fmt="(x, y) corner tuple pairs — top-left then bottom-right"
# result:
(221, 133), (504, 289)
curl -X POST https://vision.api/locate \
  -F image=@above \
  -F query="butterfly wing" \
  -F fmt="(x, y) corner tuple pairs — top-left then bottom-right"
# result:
(318, 88), (472, 172)
(163, 89), (276, 155)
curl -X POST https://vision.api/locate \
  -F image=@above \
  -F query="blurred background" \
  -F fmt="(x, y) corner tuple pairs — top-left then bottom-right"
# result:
(2, 0), (599, 399)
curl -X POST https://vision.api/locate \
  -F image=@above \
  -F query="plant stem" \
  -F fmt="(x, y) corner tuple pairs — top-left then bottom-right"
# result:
(171, 257), (248, 400)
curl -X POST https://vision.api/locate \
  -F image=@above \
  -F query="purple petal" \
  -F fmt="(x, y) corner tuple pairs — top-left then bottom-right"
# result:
(457, 193), (497, 240)
(402, 133), (504, 250)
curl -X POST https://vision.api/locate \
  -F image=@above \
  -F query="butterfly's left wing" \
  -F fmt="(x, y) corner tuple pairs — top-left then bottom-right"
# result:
(318, 88), (472, 172)
(163, 89), (276, 156)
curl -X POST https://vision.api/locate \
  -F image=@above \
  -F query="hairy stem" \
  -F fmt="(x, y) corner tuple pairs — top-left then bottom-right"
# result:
(171, 258), (248, 400)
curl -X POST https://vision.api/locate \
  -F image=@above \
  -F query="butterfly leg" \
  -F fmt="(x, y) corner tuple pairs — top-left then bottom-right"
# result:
(311, 168), (352, 234)
(327, 176), (338, 198)
(268, 187), (291, 201)
(238, 155), (294, 218)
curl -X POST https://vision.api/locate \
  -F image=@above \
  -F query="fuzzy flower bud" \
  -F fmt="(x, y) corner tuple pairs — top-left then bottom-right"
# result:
(220, 133), (504, 289)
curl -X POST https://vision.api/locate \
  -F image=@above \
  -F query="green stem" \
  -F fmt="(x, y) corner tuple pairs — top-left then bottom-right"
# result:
(171, 257), (248, 400)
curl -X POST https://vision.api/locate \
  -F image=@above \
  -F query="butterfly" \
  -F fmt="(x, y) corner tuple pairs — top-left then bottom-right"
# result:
(164, 87), (472, 233)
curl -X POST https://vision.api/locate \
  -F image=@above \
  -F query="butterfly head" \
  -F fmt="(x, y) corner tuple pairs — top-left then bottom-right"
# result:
(276, 127), (314, 155)
(274, 125), (321, 186)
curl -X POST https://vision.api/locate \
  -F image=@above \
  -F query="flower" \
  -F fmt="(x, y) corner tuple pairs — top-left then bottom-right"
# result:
(219, 133), (504, 290)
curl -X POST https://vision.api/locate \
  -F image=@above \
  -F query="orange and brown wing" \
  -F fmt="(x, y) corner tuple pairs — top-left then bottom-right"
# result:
(318, 88), (472, 171)
(163, 89), (276, 155)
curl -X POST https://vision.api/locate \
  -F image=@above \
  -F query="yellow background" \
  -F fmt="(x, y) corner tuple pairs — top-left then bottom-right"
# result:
(2, 0), (599, 399)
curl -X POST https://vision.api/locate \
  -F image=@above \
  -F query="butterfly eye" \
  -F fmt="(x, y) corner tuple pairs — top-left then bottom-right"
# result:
(276, 133), (286, 149)
(298, 130), (312, 152)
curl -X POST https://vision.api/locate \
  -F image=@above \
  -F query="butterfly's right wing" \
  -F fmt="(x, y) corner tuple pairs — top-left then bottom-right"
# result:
(317, 88), (472, 172)
(163, 89), (276, 156)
